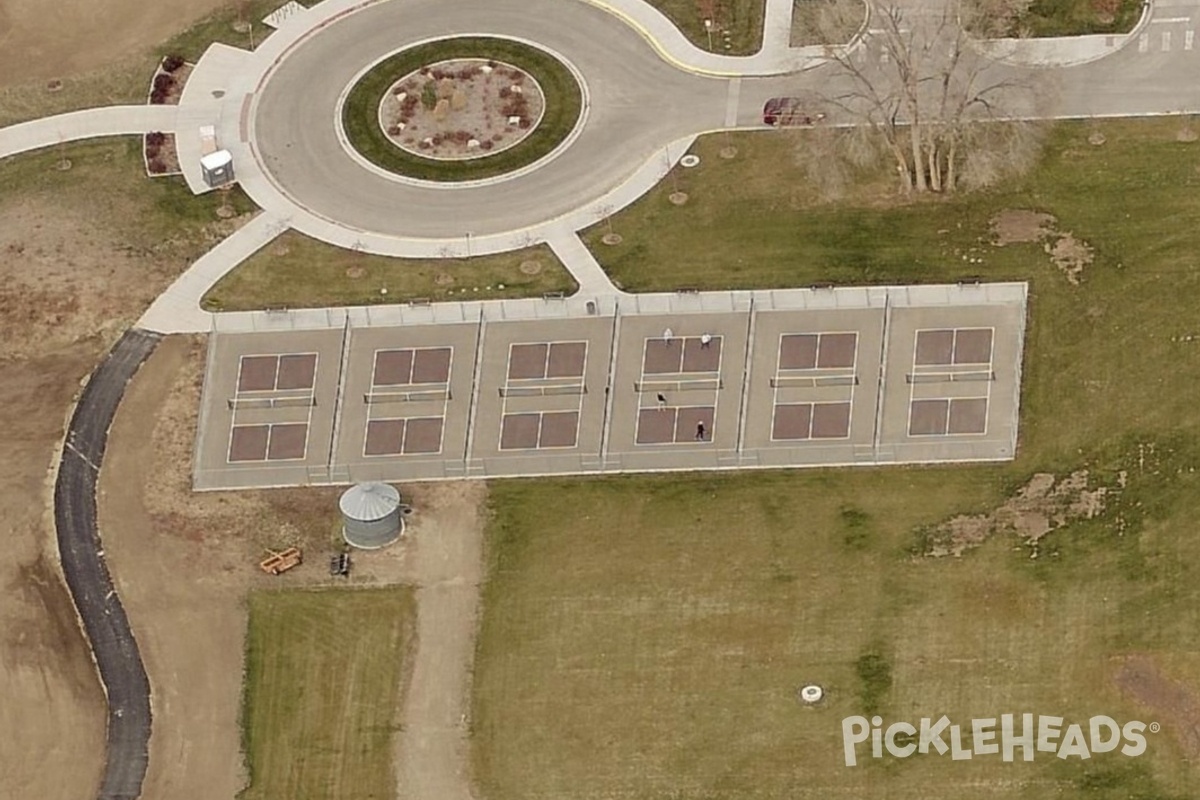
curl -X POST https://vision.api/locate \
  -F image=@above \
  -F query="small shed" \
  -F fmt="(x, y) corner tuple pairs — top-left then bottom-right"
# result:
(201, 150), (235, 188)
(340, 482), (403, 550)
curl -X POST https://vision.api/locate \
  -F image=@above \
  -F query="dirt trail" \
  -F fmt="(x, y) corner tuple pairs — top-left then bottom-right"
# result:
(394, 482), (487, 800)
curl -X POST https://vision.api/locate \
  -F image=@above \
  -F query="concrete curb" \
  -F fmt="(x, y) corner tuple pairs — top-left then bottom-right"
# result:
(966, 1), (1153, 68)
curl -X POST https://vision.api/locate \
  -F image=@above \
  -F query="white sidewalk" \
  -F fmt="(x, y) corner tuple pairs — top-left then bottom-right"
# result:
(0, 105), (179, 160)
(138, 211), (288, 333)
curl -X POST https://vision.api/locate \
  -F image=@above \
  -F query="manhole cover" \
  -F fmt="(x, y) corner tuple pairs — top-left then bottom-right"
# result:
(519, 260), (543, 275)
(680, 154), (701, 168)
(798, 685), (824, 704)
(669, 191), (689, 205)
(601, 233), (623, 246)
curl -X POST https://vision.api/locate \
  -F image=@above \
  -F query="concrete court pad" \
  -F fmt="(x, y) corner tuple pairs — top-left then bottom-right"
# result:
(194, 284), (1027, 489)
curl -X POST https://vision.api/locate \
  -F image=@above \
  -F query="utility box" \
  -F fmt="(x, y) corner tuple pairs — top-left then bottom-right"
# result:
(199, 124), (218, 156)
(201, 150), (235, 187)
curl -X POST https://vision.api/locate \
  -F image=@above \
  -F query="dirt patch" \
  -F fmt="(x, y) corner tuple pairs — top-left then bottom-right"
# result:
(923, 470), (1111, 557)
(518, 259), (543, 275)
(989, 209), (1056, 246)
(0, 197), (249, 360)
(1114, 655), (1200, 758)
(989, 209), (1094, 285)
(1045, 232), (1093, 286)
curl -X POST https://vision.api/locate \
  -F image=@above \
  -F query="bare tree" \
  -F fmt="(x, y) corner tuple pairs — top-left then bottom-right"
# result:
(809, 0), (1047, 194)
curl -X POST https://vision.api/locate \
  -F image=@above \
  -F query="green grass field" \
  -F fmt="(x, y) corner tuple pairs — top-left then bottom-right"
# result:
(239, 587), (415, 800)
(472, 118), (1200, 799)
(201, 232), (577, 311)
(1016, 0), (1143, 37)
(645, 0), (766, 55)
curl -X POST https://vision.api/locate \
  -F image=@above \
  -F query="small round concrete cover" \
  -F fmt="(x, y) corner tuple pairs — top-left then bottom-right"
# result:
(799, 685), (824, 703)
(680, 154), (701, 168)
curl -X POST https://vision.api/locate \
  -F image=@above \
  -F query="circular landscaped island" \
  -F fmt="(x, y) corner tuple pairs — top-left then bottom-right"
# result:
(380, 59), (545, 160)
(342, 37), (583, 182)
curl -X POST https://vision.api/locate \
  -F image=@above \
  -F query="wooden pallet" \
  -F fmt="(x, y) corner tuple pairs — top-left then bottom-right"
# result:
(260, 547), (302, 575)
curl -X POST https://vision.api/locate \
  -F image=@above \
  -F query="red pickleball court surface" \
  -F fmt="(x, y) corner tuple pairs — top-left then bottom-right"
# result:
(507, 341), (587, 380)
(770, 402), (852, 441)
(635, 406), (715, 445)
(363, 417), (445, 455)
(914, 328), (994, 366)
(778, 333), (857, 370)
(908, 397), (989, 436)
(499, 411), (580, 450)
(228, 422), (310, 462)
(372, 347), (452, 385)
(237, 353), (318, 392)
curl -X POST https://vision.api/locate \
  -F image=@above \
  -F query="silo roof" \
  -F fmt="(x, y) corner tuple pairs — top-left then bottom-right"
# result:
(339, 482), (400, 521)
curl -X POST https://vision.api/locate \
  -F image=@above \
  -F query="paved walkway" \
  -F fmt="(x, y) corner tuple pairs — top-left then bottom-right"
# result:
(54, 329), (162, 800)
(0, 105), (178, 159)
(140, 211), (289, 334)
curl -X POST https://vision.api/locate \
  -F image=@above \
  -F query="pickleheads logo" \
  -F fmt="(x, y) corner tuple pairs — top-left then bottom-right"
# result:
(842, 714), (1157, 766)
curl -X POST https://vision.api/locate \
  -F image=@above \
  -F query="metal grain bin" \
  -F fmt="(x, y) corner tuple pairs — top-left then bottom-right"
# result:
(339, 482), (403, 550)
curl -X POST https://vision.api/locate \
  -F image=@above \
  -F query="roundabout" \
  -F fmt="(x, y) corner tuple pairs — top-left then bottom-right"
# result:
(250, 0), (730, 239)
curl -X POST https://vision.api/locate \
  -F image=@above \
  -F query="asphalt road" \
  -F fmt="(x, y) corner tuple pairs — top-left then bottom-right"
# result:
(253, 0), (1200, 244)
(253, 0), (729, 237)
(54, 329), (161, 800)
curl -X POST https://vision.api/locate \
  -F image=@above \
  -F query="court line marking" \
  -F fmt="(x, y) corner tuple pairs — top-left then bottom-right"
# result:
(905, 396), (991, 437)
(227, 350), (320, 464)
(950, 326), (996, 366)
(770, 331), (857, 442)
(498, 339), (589, 452)
(633, 333), (721, 446)
(633, 404), (717, 447)
(265, 418), (312, 462)
(370, 345), (454, 387)
(907, 326), (997, 437)
(236, 350), (320, 393)
(360, 345), (454, 457)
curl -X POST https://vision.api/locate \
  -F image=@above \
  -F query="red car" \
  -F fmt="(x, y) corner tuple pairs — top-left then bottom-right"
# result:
(763, 97), (825, 127)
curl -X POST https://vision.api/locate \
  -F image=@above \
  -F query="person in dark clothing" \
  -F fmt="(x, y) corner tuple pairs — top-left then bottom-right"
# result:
(657, 393), (667, 409)
(696, 421), (706, 441)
